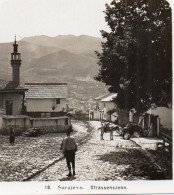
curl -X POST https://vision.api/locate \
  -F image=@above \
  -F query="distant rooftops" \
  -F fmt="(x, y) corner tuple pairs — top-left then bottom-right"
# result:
(0, 79), (28, 92)
(95, 93), (117, 102)
(94, 93), (112, 101)
(100, 94), (117, 102)
(25, 83), (67, 99)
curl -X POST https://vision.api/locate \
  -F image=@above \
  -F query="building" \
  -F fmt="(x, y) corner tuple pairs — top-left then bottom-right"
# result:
(94, 93), (112, 110)
(0, 38), (28, 115)
(146, 107), (172, 130)
(0, 38), (71, 134)
(92, 93), (117, 121)
(92, 93), (131, 125)
(25, 83), (68, 117)
(99, 93), (117, 121)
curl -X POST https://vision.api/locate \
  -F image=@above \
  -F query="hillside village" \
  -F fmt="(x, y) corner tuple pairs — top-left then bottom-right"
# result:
(0, 36), (172, 182)
(0, 37), (171, 132)
(0, 35), (107, 113)
(0, 1), (173, 194)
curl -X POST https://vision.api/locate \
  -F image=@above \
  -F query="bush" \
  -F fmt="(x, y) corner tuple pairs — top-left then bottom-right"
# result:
(22, 128), (41, 137)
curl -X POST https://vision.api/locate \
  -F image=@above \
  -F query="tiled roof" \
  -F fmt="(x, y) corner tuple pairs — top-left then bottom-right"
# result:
(25, 83), (67, 99)
(100, 93), (117, 102)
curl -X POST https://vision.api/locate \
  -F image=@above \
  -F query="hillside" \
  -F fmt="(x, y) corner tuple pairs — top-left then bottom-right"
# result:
(0, 35), (107, 110)
(22, 35), (103, 54)
(0, 41), (60, 80)
(23, 49), (98, 82)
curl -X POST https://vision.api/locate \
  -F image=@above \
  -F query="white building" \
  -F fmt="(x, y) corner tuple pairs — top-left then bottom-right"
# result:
(147, 107), (172, 130)
(93, 93), (117, 121)
(25, 83), (68, 117)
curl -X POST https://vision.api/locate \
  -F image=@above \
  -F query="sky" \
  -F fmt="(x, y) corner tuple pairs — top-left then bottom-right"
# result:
(0, 0), (111, 43)
(0, 0), (173, 43)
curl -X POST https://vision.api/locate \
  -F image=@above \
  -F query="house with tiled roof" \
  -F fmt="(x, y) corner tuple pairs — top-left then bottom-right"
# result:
(92, 93), (117, 121)
(94, 93), (117, 111)
(0, 38), (28, 115)
(0, 38), (71, 135)
(94, 93), (114, 110)
(25, 83), (68, 117)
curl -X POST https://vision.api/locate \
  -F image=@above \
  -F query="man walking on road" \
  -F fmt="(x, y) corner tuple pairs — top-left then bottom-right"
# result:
(61, 129), (77, 177)
(9, 127), (15, 145)
(100, 122), (104, 140)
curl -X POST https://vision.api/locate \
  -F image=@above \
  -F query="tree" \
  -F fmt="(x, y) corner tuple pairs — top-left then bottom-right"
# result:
(95, 0), (172, 113)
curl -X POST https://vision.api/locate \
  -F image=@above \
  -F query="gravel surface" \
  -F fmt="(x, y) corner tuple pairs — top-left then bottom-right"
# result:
(0, 120), (90, 181)
(0, 120), (171, 181)
(30, 121), (170, 181)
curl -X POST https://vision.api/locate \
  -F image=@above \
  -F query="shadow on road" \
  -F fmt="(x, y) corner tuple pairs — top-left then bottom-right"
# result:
(60, 176), (76, 181)
(96, 148), (171, 180)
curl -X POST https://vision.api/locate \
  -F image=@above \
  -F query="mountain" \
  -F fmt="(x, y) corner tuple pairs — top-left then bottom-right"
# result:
(0, 35), (107, 110)
(0, 35), (103, 80)
(0, 41), (60, 80)
(24, 49), (98, 82)
(22, 34), (103, 54)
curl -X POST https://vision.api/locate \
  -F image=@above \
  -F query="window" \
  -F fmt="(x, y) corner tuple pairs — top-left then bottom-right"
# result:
(5, 100), (13, 115)
(41, 113), (46, 117)
(41, 113), (50, 117)
(65, 118), (68, 125)
(46, 113), (50, 117)
(56, 99), (60, 104)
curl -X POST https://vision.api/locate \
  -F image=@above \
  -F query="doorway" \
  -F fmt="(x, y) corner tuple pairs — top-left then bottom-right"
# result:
(6, 100), (13, 115)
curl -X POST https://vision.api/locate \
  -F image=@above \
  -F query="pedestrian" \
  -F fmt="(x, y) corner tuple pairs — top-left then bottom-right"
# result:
(114, 117), (119, 125)
(100, 122), (104, 140)
(110, 129), (113, 140)
(9, 127), (15, 145)
(61, 129), (77, 177)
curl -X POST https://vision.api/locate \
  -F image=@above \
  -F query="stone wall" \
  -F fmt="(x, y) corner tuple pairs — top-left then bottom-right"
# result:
(0, 115), (71, 135)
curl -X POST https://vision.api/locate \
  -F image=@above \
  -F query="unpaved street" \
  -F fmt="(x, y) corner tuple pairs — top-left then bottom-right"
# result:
(30, 121), (165, 181)
(0, 120), (90, 181)
(0, 120), (170, 181)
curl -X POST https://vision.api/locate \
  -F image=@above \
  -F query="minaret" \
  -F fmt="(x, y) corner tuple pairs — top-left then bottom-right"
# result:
(11, 35), (21, 86)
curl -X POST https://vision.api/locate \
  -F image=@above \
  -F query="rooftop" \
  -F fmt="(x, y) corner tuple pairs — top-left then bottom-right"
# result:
(100, 93), (117, 102)
(25, 83), (67, 99)
(94, 93), (113, 101)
